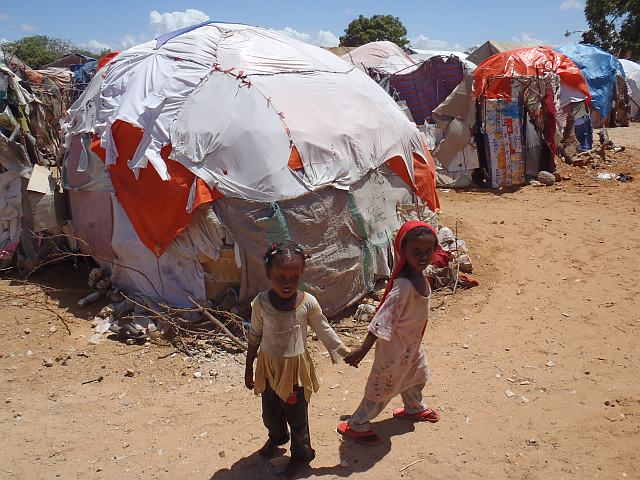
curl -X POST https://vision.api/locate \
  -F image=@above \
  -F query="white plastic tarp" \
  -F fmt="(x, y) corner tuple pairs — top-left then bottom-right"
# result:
(340, 41), (418, 75)
(66, 24), (424, 203)
(619, 59), (640, 119)
(410, 49), (477, 71)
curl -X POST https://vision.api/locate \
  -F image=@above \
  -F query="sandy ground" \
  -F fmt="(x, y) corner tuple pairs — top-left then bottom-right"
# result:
(1, 125), (639, 480)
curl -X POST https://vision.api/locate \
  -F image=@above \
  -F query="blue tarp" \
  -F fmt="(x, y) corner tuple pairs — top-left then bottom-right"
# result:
(557, 44), (625, 118)
(73, 60), (98, 84)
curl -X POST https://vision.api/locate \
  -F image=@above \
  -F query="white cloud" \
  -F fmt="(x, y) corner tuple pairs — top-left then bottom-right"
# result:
(316, 30), (339, 47)
(149, 9), (209, 36)
(559, 0), (583, 11)
(83, 40), (112, 52)
(273, 27), (312, 43)
(270, 27), (340, 47)
(119, 33), (148, 49)
(0, 13), (10, 20)
(0, 38), (7, 45)
(511, 33), (547, 45)
(20, 24), (36, 32)
(120, 34), (137, 49)
(410, 34), (462, 51)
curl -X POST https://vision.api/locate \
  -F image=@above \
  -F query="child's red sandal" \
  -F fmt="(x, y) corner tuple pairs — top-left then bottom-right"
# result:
(393, 407), (441, 423)
(336, 422), (382, 446)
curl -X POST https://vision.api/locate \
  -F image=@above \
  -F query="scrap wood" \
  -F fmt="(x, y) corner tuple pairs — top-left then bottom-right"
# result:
(81, 376), (104, 385)
(158, 349), (179, 360)
(190, 298), (247, 351)
(399, 459), (424, 471)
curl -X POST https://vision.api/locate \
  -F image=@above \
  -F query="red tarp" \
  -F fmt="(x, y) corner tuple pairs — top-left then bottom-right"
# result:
(473, 46), (591, 103)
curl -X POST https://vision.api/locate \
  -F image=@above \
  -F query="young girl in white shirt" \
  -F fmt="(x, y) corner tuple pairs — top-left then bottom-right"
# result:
(245, 240), (349, 477)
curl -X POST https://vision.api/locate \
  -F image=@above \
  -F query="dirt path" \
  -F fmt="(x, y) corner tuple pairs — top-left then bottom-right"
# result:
(1, 126), (639, 479)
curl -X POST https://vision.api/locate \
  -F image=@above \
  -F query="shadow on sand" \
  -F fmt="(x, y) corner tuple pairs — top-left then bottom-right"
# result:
(209, 418), (416, 479)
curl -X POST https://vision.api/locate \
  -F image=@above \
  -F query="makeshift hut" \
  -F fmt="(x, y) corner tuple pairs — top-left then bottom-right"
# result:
(619, 59), (640, 121)
(340, 42), (469, 125)
(429, 74), (479, 186)
(472, 47), (591, 187)
(466, 40), (539, 67)
(557, 44), (629, 128)
(0, 61), (68, 269)
(62, 23), (440, 316)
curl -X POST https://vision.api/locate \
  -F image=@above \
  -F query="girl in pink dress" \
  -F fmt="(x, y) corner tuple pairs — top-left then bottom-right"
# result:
(338, 220), (441, 445)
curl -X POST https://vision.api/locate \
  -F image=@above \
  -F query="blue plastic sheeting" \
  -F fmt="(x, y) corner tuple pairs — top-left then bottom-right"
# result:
(557, 44), (625, 118)
(74, 60), (98, 84)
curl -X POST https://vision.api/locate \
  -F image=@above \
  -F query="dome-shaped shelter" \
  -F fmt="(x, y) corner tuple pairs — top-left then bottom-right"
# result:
(62, 23), (440, 315)
(341, 41), (417, 75)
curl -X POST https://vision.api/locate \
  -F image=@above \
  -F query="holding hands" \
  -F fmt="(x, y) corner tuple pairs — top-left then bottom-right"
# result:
(343, 348), (367, 368)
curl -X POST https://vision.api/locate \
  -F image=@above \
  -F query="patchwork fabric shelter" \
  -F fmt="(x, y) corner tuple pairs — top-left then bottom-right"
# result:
(472, 47), (578, 187)
(341, 43), (469, 125)
(63, 23), (440, 315)
(370, 56), (467, 125)
(1, 61), (70, 267)
(473, 47), (591, 108)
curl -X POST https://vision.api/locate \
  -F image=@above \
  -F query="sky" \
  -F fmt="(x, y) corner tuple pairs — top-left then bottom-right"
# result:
(0, 0), (589, 53)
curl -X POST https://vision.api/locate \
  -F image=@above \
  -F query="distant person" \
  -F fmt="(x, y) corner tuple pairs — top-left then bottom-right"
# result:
(245, 240), (349, 477)
(573, 102), (593, 152)
(338, 221), (441, 446)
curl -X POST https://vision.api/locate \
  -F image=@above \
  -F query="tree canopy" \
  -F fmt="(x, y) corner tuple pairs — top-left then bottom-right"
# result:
(582, 0), (639, 59)
(1, 35), (108, 69)
(339, 15), (409, 49)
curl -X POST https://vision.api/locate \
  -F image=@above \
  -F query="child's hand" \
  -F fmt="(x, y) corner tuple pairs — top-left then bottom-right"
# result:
(244, 366), (254, 390)
(344, 348), (367, 368)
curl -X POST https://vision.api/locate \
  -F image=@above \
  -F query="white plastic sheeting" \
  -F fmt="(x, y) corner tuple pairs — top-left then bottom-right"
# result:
(341, 41), (418, 75)
(62, 23), (436, 313)
(410, 49), (477, 71)
(110, 199), (226, 307)
(619, 59), (640, 119)
(0, 171), (22, 259)
(66, 24), (424, 202)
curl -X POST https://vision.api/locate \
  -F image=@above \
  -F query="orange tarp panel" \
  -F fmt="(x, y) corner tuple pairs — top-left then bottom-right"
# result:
(287, 146), (303, 170)
(90, 120), (222, 256)
(97, 51), (120, 71)
(387, 151), (441, 213)
(473, 47), (591, 103)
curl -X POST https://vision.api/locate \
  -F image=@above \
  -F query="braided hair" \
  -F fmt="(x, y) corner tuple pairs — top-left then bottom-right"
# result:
(263, 240), (307, 270)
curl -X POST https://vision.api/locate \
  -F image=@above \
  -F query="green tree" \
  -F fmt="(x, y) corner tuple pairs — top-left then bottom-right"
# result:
(582, 0), (639, 59)
(464, 44), (479, 56)
(2, 35), (107, 69)
(340, 15), (409, 49)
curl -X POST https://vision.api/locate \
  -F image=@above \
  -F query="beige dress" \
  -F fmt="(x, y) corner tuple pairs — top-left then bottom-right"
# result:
(365, 278), (431, 403)
(249, 291), (349, 402)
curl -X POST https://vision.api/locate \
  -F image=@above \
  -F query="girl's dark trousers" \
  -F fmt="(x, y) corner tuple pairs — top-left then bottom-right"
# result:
(261, 383), (315, 463)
